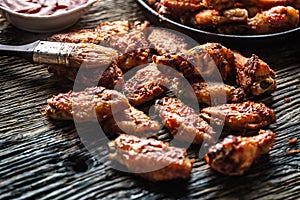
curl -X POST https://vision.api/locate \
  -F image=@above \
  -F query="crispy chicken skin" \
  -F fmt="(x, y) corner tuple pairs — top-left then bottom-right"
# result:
(219, 6), (299, 34)
(147, 29), (191, 55)
(48, 64), (123, 89)
(155, 97), (216, 144)
(240, 0), (300, 10)
(247, 6), (299, 34)
(203, 0), (237, 10)
(45, 87), (130, 122)
(201, 101), (276, 130)
(233, 51), (276, 96)
(108, 134), (194, 182)
(171, 78), (245, 105)
(205, 129), (276, 175)
(49, 20), (134, 45)
(194, 8), (248, 28)
(160, 0), (206, 11)
(153, 43), (235, 82)
(121, 64), (170, 106)
(49, 20), (150, 70)
(101, 106), (160, 136)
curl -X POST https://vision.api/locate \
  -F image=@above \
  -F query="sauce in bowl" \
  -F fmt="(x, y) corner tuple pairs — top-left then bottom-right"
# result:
(1, 0), (89, 16)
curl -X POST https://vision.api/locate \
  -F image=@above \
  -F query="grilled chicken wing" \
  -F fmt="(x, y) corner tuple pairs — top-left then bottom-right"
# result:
(171, 78), (245, 105)
(203, 0), (237, 10)
(218, 6), (299, 34)
(147, 29), (192, 55)
(153, 43), (235, 83)
(101, 106), (160, 136)
(108, 134), (194, 181)
(155, 97), (216, 144)
(240, 0), (300, 10)
(194, 8), (248, 28)
(121, 64), (169, 106)
(247, 6), (299, 34)
(48, 63), (124, 89)
(45, 87), (130, 122)
(160, 0), (206, 11)
(201, 101), (276, 131)
(233, 51), (276, 96)
(50, 20), (150, 70)
(205, 129), (275, 175)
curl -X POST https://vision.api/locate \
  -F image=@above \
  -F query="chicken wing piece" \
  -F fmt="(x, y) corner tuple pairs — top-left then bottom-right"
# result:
(108, 134), (194, 182)
(247, 6), (299, 34)
(240, 0), (300, 10)
(194, 8), (248, 28)
(121, 64), (170, 106)
(161, 0), (206, 11)
(155, 97), (216, 144)
(203, 0), (237, 10)
(147, 29), (192, 55)
(205, 129), (275, 175)
(171, 78), (245, 105)
(201, 101), (276, 131)
(110, 30), (150, 70)
(50, 20), (150, 70)
(233, 51), (276, 96)
(48, 63), (123, 89)
(153, 43), (235, 83)
(218, 6), (299, 34)
(49, 20), (131, 45)
(45, 87), (130, 122)
(101, 106), (160, 137)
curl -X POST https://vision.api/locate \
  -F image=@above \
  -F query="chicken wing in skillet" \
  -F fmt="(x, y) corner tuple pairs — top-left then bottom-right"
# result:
(205, 129), (275, 175)
(108, 134), (194, 182)
(218, 6), (299, 34)
(45, 86), (130, 122)
(194, 8), (248, 28)
(155, 97), (216, 144)
(201, 101), (276, 131)
(239, 0), (300, 10)
(202, 0), (237, 10)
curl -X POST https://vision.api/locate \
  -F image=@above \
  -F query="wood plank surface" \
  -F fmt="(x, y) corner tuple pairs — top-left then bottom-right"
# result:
(1, 0), (300, 199)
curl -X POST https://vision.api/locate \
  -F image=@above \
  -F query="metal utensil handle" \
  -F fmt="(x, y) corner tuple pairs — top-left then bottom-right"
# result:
(33, 41), (77, 66)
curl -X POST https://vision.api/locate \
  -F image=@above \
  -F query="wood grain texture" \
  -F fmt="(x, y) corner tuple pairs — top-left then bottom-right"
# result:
(1, 0), (300, 199)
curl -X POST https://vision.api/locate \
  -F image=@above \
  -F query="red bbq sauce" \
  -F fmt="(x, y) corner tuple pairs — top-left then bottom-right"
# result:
(1, 0), (89, 16)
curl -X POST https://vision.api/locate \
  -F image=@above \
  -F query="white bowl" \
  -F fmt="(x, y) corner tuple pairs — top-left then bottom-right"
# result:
(0, 0), (96, 33)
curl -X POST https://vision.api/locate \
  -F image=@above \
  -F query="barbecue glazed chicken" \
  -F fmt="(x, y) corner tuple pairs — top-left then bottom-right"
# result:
(201, 101), (276, 131)
(194, 8), (248, 28)
(101, 106), (160, 137)
(45, 87), (130, 122)
(155, 97), (216, 144)
(239, 0), (300, 10)
(171, 78), (245, 105)
(233, 51), (276, 96)
(148, 0), (300, 34)
(49, 20), (150, 81)
(219, 6), (300, 34)
(203, 0), (237, 10)
(153, 43), (235, 83)
(121, 64), (170, 106)
(154, 42), (276, 96)
(205, 129), (275, 175)
(109, 134), (194, 182)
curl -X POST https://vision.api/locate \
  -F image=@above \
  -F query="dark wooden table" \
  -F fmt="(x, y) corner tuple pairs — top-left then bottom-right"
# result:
(1, 0), (300, 199)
